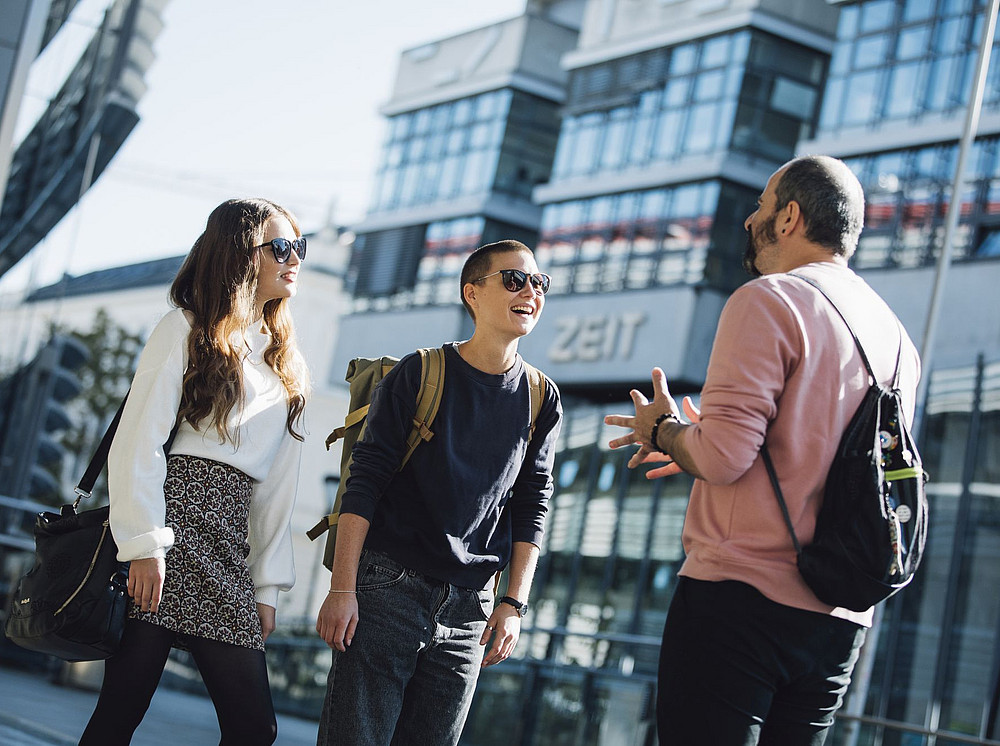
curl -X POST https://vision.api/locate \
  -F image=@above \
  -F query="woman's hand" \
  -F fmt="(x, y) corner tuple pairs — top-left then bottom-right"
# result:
(257, 603), (276, 642)
(128, 556), (165, 613)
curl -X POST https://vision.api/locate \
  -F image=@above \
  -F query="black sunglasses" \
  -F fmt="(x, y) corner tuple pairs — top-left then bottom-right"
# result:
(253, 236), (307, 264)
(473, 269), (551, 295)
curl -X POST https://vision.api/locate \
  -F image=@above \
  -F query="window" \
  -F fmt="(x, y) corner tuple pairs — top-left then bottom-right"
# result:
(820, 1), (1000, 134)
(976, 226), (1000, 256)
(600, 109), (631, 170)
(854, 34), (890, 69)
(897, 24), (932, 60)
(886, 61), (923, 119)
(552, 31), (812, 176)
(770, 77), (817, 118)
(903, 0), (935, 23)
(351, 224), (427, 298)
(684, 103), (717, 153)
(367, 90), (548, 213)
(653, 110), (683, 160)
(842, 70), (881, 125)
(536, 181), (729, 295)
(860, 0), (895, 34)
(845, 138), (1000, 269)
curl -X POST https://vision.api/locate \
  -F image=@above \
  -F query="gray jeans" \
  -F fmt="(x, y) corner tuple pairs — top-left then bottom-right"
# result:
(317, 551), (494, 746)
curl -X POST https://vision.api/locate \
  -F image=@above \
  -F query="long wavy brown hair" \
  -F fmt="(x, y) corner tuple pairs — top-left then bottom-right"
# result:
(169, 198), (308, 444)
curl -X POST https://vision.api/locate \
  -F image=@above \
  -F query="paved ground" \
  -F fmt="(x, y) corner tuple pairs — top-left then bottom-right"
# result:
(0, 662), (320, 745)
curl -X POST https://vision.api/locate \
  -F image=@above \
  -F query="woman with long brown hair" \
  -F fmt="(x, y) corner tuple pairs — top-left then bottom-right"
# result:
(80, 198), (309, 745)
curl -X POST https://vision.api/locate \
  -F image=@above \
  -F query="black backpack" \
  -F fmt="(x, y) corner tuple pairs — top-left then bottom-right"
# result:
(761, 275), (928, 612)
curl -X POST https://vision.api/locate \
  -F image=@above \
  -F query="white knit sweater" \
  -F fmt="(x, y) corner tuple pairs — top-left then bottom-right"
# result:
(107, 309), (302, 608)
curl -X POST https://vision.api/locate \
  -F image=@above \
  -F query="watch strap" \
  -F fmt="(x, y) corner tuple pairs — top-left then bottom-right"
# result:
(499, 595), (527, 616)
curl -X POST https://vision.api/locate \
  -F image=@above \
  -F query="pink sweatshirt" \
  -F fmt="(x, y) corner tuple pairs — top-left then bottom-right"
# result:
(679, 262), (920, 626)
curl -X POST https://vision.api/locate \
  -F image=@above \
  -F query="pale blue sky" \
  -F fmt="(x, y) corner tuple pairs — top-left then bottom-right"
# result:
(2, 0), (525, 291)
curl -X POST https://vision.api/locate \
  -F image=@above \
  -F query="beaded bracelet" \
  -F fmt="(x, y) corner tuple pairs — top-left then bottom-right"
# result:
(650, 412), (682, 455)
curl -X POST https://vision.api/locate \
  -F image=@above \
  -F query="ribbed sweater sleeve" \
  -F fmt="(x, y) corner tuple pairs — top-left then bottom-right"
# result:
(247, 428), (302, 607)
(107, 310), (188, 561)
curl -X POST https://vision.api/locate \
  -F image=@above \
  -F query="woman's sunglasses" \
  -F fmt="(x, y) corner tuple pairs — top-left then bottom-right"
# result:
(473, 269), (551, 295)
(254, 236), (307, 264)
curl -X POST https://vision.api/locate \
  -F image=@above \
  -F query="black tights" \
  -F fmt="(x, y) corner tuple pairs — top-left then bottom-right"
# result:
(79, 619), (277, 746)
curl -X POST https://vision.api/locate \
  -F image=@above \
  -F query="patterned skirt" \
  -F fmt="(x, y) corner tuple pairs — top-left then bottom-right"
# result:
(129, 455), (264, 650)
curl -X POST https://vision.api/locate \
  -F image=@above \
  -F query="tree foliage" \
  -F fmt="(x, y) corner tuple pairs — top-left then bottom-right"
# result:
(51, 309), (145, 504)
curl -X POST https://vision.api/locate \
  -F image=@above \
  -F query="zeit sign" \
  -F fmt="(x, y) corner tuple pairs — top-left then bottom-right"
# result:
(547, 312), (647, 364)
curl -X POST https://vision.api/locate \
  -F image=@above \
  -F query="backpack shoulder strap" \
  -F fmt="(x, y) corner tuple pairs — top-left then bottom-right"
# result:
(760, 443), (802, 555)
(522, 361), (546, 440)
(789, 273), (904, 385)
(401, 346), (446, 467)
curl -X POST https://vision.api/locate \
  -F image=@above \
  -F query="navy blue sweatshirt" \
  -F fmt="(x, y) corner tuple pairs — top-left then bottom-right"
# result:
(340, 343), (562, 590)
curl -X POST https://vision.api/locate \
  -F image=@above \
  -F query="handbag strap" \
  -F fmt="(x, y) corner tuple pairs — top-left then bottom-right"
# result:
(73, 390), (180, 506)
(74, 395), (129, 499)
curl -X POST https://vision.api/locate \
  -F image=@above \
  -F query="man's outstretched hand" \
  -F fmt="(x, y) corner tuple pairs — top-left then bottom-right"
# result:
(604, 368), (700, 479)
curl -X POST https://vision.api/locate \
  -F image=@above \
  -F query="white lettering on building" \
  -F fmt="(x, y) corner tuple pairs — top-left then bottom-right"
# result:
(548, 312), (647, 363)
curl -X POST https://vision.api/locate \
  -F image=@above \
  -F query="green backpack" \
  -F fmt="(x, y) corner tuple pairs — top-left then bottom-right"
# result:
(307, 347), (546, 571)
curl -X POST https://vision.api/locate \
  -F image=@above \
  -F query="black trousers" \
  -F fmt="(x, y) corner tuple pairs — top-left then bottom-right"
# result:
(657, 577), (866, 746)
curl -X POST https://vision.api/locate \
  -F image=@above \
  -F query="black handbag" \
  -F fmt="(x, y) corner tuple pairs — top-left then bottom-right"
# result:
(4, 398), (131, 661)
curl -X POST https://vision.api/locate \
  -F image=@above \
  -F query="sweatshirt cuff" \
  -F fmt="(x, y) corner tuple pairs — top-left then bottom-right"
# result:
(339, 492), (376, 523)
(254, 586), (278, 608)
(511, 527), (544, 547)
(116, 527), (175, 563)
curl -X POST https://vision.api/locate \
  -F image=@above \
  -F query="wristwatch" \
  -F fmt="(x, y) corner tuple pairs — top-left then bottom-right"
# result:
(499, 596), (528, 617)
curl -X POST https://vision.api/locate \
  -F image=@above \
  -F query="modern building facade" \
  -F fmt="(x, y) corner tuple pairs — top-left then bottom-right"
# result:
(797, 2), (1000, 743)
(331, 1), (582, 374)
(344, 3), (580, 316)
(0, 0), (167, 280)
(333, 0), (1000, 744)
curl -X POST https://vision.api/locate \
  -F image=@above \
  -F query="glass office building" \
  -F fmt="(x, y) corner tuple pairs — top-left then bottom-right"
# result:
(352, 86), (558, 311)
(535, 28), (828, 299)
(346, 13), (577, 315)
(820, 0), (1000, 270)
(799, 1), (1000, 743)
(328, 1), (1000, 744)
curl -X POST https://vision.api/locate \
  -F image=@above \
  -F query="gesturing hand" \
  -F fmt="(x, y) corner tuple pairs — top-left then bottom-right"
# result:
(604, 368), (696, 478)
(604, 367), (680, 459)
